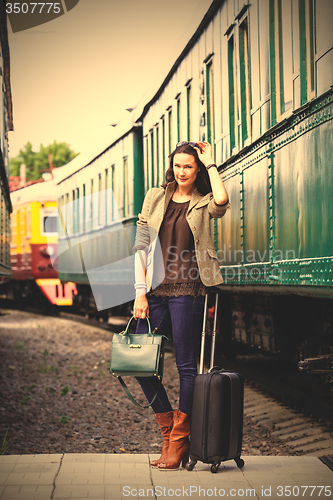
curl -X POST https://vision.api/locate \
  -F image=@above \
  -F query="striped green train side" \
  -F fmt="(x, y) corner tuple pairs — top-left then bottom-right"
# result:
(140, 0), (333, 358)
(218, 91), (333, 293)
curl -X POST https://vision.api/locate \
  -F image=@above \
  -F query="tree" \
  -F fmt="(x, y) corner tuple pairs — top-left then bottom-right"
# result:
(9, 141), (78, 180)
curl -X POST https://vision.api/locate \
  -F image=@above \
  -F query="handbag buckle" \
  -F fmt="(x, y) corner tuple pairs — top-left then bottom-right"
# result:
(130, 344), (141, 348)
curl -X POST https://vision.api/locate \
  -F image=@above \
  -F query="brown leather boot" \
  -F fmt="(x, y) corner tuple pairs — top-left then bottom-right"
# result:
(158, 410), (190, 470)
(150, 411), (174, 467)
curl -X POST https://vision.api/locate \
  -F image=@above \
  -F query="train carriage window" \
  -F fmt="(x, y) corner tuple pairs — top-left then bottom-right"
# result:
(65, 193), (69, 234)
(11, 211), (17, 248)
(59, 195), (65, 236)
(271, 0), (294, 120)
(105, 168), (108, 225)
(26, 210), (31, 239)
(43, 214), (57, 234)
(98, 173), (102, 226)
(186, 85), (191, 141)
(299, 0), (315, 103)
(145, 136), (149, 190)
(20, 210), (25, 238)
(150, 130), (154, 187)
(162, 116), (166, 173)
(156, 125), (160, 187)
(176, 97), (181, 143)
(206, 61), (215, 151)
(123, 157), (128, 217)
(72, 189), (76, 233)
(76, 187), (80, 233)
(228, 34), (239, 152)
(279, 0), (293, 113)
(41, 209), (58, 235)
(82, 184), (86, 232)
(90, 179), (93, 231)
(239, 17), (251, 143)
(168, 108), (173, 154)
(110, 165), (115, 222)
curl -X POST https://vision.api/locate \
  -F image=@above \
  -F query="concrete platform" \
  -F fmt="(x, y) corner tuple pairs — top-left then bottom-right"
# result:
(0, 454), (332, 500)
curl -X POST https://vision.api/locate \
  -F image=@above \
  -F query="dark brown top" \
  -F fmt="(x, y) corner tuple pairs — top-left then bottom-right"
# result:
(150, 199), (205, 297)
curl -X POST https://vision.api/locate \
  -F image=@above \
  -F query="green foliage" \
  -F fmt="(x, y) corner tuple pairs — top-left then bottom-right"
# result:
(61, 386), (70, 397)
(9, 140), (78, 181)
(41, 349), (49, 360)
(25, 384), (36, 393)
(37, 349), (50, 373)
(20, 395), (32, 405)
(59, 415), (70, 424)
(16, 341), (25, 351)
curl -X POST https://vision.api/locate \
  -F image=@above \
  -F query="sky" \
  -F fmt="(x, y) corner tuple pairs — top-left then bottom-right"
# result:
(7, 0), (214, 160)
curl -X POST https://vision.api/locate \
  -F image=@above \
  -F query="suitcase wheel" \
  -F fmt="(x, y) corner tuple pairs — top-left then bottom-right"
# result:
(210, 463), (220, 473)
(235, 457), (244, 468)
(185, 460), (196, 471)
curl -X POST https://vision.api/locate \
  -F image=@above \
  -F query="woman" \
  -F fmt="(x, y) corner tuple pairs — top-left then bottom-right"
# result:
(132, 141), (229, 469)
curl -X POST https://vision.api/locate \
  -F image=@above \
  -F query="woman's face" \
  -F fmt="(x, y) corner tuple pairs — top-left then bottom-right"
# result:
(173, 153), (199, 189)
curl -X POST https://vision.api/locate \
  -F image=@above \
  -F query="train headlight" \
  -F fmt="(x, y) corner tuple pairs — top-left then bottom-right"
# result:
(41, 246), (55, 257)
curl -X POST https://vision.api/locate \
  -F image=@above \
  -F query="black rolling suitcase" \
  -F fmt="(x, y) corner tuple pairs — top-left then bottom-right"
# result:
(186, 292), (245, 473)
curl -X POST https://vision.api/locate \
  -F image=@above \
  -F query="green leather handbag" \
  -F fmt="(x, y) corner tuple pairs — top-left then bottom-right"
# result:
(110, 316), (168, 408)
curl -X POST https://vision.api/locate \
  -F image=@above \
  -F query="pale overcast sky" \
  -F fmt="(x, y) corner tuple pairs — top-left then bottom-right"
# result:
(7, 0), (213, 159)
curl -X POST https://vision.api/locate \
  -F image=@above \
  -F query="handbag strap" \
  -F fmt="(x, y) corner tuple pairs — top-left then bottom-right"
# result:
(122, 315), (152, 336)
(117, 376), (161, 409)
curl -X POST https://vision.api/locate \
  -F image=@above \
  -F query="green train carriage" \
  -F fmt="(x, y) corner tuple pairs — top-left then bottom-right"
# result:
(140, 0), (333, 358)
(54, 124), (144, 318)
(0, 6), (13, 283)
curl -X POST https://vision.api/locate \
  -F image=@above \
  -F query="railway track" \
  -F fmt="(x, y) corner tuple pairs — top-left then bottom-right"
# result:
(60, 307), (333, 458)
(2, 301), (333, 459)
(244, 384), (333, 457)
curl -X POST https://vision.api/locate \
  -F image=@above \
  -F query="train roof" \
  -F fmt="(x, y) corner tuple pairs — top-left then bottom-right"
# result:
(10, 179), (57, 206)
(133, 0), (222, 122)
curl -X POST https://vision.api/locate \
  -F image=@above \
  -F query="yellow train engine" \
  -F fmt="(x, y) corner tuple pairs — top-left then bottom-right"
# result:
(8, 180), (75, 306)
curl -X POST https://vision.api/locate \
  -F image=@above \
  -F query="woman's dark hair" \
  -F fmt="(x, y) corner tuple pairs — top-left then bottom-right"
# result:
(161, 143), (212, 195)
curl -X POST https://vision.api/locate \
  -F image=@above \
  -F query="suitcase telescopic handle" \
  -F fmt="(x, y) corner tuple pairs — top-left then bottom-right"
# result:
(199, 294), (208, 375)
(199, 292), (219, 374)
(210, 293), (219, 370)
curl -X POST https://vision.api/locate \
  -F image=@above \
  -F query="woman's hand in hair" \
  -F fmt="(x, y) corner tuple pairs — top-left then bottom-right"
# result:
(194, 141), (214, 168)
(133, 294), (149, 320)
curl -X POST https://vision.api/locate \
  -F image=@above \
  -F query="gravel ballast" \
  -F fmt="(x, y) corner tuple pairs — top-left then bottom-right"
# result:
(0, 309), (295, 456)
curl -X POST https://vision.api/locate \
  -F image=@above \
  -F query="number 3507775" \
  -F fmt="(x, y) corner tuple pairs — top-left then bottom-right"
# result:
(6, 3), (61, 14)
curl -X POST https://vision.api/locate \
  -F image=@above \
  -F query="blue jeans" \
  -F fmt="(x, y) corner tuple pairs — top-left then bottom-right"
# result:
(135, 294), (205, 414)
